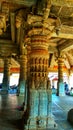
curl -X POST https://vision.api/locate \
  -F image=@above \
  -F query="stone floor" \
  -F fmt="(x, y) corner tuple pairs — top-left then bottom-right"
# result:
(0, 93), (73, 130)
(0, 93), (24, 130)
(52, 94), (73, 130)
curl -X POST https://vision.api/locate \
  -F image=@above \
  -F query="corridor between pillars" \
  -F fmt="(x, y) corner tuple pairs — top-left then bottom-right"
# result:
(23, 14), (57, 130)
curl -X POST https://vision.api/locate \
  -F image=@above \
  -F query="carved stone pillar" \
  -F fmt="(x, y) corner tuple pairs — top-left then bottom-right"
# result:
(18, 54), (27, 97)
(57, 52), (65, 96)
(66, 69), (70, 86)
(17, 16), (27, 97)
(24, 23), (57, 129)
(2, 58), (10, 93)
(30, 48), (49, 90)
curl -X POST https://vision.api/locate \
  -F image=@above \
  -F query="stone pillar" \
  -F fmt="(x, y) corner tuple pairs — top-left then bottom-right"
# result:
(57, 51), (65, 96)
(18, 54), (27, 97)
(66, 70), (70, 87)
(24, 33), (57, 129)
(2, 58), (10, 93)
(17, 18), (27, 97)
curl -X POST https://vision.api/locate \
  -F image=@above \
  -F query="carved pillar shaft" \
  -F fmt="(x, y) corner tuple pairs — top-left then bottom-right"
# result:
(18, 54), (27, 96)
(58, 57), (64, 82)
(20, 55), (27, 80)
(57, 54), (65, 96)
(24, 34), (56, 130)
(17, 24), (27, 96)
(2, 58), (10, 91)
(30, 35), (49, 89)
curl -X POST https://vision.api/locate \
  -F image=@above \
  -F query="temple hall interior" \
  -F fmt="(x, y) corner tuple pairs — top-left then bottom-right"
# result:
(0, 0), (73, 130)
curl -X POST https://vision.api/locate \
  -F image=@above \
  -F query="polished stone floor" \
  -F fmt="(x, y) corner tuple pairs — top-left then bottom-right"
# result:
(52, 94), (73, 130)
(0, 93), (73, 130)
(0, 93), (24, 130)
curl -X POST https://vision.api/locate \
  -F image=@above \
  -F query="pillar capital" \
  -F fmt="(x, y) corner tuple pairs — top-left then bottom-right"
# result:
(20, 54), (27, 60)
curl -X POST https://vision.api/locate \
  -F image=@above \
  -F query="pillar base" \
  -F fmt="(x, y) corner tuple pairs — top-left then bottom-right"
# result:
(23, 89), (57, 130)
(0, 89), (8, 94)
(19, 81), (25, 95)
(24, 115), (58, 130)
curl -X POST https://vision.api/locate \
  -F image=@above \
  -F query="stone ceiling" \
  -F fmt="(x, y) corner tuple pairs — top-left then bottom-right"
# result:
(0, 0), (73, 71)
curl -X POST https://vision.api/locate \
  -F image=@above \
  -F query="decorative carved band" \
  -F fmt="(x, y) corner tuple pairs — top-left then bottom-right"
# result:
(30, 49), (49, 59)
(31, 35), (49, 50)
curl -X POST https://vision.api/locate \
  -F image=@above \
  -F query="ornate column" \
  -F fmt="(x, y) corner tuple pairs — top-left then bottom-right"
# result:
(15, 9), (27, 97)
(24, 14), (57, 130)
(67, 70), (70, 87)
(2, 57), (10, 93)
(57, 51), (65, 96)
(17, 46), (27, 97)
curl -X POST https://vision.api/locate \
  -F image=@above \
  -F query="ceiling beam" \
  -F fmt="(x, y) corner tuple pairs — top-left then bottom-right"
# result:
(10, 13), (15, 43)
(57, 39), (73, 51)
(0, 39), (13, 44)
(0, 0), (36, 6)
(51, 0), (73, 7)
(52, 25), (73, 39)
(0, 41), (18, 55)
